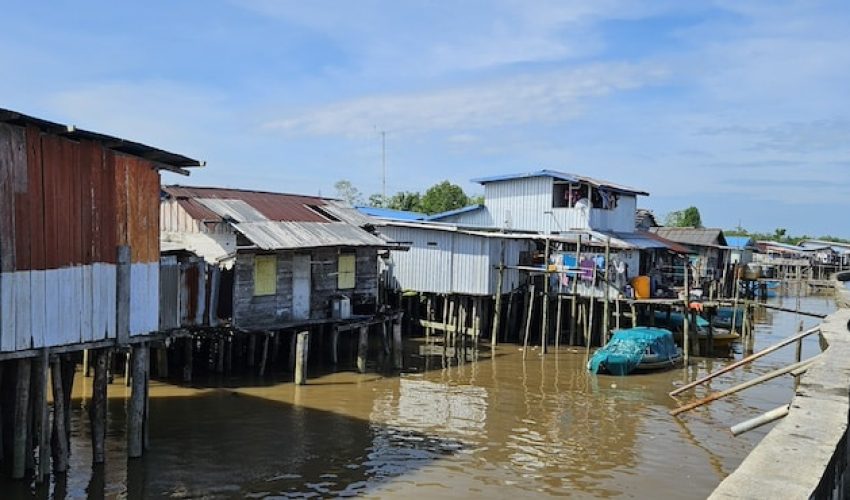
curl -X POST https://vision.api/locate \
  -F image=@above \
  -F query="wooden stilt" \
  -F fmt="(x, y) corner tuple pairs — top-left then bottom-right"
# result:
(357, 326), (369, 373)
(12, 358), (31, 479)
(182, 337), (193, 383)
(570, 236), (581, 345)
(555, 295), (564, 350)
(124, 351), (131, 387)
(615, 299), (621, 331)
(247, 334), (257, 368)
(156, 346), (169, 378)
(258, 333), (270, 377)
(522, 283), (536, 358)
(61, 356), (75, 443)
(541, 238), (551, 353)
(631, 303), (638, 328)
(90, 349), (108, 465)
(225, 336), (233, 374)
(602, 238), (611, 344)
(294, 331), (309, 385)
(393, 314), (404, 369)
(216, 338), (225, 374)
(127, 343), (148, 459)
(50, 358), (69, 473)
(83, 349), (90, 377)
(35, 350), (50, 481)
(331, 327), (340, 365)
(504, 290), (514, 343)
(492, 241), (506, 347)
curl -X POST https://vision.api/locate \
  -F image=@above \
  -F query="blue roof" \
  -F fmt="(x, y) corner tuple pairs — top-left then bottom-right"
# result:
(356, 206), (426, 221)
(470, 169), (649, 196)
(726, 236), (755, 249)
(426, 204), (485, 221)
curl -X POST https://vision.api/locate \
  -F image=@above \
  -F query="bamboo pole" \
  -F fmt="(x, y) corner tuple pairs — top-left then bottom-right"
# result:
(670, 325), (821, 396)
(36, 350), (50, 481)
(671, 358), (815, 416)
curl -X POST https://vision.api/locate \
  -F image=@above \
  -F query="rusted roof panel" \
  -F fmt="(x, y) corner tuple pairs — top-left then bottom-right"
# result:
(196, 198), (268, 222)
(0, 107), (203, 170)
(162, 185), (331, 222)
(233, 221), (389, 250)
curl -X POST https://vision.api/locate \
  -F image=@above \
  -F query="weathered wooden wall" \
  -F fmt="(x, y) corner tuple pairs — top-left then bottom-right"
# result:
(231, 247), (379, 331)
(0, 123), (161, 353)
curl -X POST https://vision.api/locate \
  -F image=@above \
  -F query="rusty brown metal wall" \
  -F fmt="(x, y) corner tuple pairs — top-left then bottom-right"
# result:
(0, 122), (163, 351)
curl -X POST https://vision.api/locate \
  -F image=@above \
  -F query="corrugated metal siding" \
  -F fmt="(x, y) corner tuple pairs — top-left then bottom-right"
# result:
(379, 226), (453, 294)
(436, 207), (493, 227)
(378, 225), (529, 296)
(484, 176), (554, 232)
(1, 123), (162, 352)
(589, 196), (637, 232)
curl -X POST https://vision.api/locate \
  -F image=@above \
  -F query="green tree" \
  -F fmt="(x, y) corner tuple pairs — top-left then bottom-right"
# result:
(469, 194), (485, 205)
(334, 180), (363, 206)
(419, 180), (470, 214)
(386, 191), (422, 212)
(665, 206), (703, 227)
(368, 193), (387, 208)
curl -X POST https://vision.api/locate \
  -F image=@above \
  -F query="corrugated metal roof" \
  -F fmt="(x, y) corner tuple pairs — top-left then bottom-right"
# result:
(648, 227), (727, 247)
(0, 107), (203, 171)
(470, 169), (649, 196)
(233, 221), (388, 250)
(162, 185), (333, 222)
(426, 204), (485, 221)
(197, 198), (267, 222)
(162, 185), (389, 250)
(356, 206), (426, 221)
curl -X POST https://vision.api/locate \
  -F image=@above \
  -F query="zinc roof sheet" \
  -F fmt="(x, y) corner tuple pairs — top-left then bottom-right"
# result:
(648, 227), (727, 248)
(233, 221), (388, 250)
(470, 169), (649, 196)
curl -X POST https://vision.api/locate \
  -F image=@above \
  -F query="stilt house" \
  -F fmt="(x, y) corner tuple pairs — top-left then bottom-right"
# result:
(160, 186), (390, 331)
(0, 108), (202, 355)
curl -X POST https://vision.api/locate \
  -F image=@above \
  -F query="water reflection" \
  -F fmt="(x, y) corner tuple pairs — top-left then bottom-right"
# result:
(2, 295), (836, 499)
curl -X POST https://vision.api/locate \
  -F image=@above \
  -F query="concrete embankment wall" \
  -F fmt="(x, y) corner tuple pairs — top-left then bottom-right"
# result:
(711, 308), (850, 499)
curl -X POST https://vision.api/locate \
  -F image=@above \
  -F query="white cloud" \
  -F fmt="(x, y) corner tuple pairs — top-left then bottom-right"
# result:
(265, 63), (667, 137)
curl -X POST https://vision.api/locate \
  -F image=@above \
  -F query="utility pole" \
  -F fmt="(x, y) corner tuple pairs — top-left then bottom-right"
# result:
(381, 130), (387, 201)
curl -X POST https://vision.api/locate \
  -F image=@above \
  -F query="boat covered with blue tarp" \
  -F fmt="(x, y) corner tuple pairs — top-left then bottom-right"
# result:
(588, 327), (682, 376)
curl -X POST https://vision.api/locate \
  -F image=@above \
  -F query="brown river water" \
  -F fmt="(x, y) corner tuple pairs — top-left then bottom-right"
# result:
(2, 295), (836, 499)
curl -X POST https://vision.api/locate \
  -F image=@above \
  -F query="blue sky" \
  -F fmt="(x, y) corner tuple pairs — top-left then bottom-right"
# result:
(2, 1), (849, 236)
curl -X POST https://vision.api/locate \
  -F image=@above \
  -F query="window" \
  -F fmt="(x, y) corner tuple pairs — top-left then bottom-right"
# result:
(253, 254), (277, 296)
(338, 253), (356, 289)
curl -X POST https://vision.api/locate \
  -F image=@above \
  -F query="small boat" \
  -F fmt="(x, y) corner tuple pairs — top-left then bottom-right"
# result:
(588, 327), (683, 376)
(653, 310), (740, 351)
(711, 307), (744, 330)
